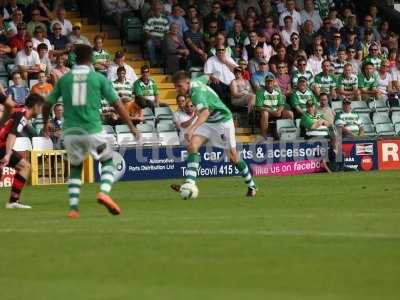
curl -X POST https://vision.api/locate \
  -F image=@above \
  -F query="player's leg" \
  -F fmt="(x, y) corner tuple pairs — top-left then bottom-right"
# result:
(5, 151), (31, 209)
(224, 120), (257, 197)
(90, 132), (121, 215)
(171, 134), (207, 192)
(64, 135), (87, 218)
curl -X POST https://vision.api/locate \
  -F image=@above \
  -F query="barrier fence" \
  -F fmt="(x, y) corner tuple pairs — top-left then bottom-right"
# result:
(0, 139), (399, 187)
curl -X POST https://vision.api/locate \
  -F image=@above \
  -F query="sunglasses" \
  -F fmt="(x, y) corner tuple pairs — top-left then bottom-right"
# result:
(217, 49), (225, 52)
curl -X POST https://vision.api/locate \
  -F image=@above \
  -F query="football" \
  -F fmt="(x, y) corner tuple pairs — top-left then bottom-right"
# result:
(179, 182), (199, 200)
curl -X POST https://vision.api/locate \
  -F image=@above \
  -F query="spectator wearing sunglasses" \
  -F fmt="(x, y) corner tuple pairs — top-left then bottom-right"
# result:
(48, 22), (69, 55)
(15, 40), (41, 80)
(69, 22), (91, 46)
(286, 32), (303, 66)
(363, 43), (384, 70)
(292, 56), (314, 88)
(27, 8), (46, 36)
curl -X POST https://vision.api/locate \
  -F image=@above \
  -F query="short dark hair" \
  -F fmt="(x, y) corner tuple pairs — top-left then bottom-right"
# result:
(135, 96), (147, 109)
(37, 43), (48, 51)
(25, 93), (45, 108)
(319, 92), (329, 99)
(172, 70), (190, 84)
(141, 65), (150, 73)
(117, 66), (126, 74)
(11, 71), (21, 79)
(74, 44), (93, 65)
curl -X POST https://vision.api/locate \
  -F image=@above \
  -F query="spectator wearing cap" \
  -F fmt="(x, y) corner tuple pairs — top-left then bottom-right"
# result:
(269, 43), (291, 75)
(359, 14), (381, 42)
(184, 17), (207, 68)
(92, 35), (111, 75)
(69, 22), (91, 46)
(300, 0), (322, 32)
(48, 22), (69, 55)
(314, 59), (337, 100)
(326, 32), (344, 61)
(15, 40), (41, 80)
(286, 32), (303, 66)
(292, 56), (314, 88)
(332, 47), (347, 77)
(300, 99), (332, 138)
(281, 15), (298, 47)
(143, 1), (169, 67)
(203, 1), (225, 32)
(32, 26), (52, 51)
(363, 43), (384, 70)
(204, 46), (237, 104)
(290, 76), (317, 117)
(256, 75), (293, 139)
(50, 7), (72, 36)
(133, 65), (160, 111)
(279, 0), (301, 32)
(6, 9), (24, 37)
(248, 46), (267, 75)
(242, 31), (273, 63)
(335, 99), (364, 137)
(107, 50), (137, 83)
(251, 59), (275, 91)
(358, 61), (380, 101)
(27, 8), (47, 36)
(50, 54), (69, 83)
(6, 71), (29, 106)
(8, 22), (29, 55)
(230, 67), (255, 112)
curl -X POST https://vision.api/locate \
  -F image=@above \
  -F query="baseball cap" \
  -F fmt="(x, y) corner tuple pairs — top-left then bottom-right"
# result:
(298, 76), (307, 83)
(265, 75), (274, 82)
(343, 99), (352, 104)
(73, 22), (82, 29)
(259, 59), (268, 65)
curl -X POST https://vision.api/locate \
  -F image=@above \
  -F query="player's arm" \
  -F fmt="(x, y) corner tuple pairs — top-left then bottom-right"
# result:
(112, 100), (140, 138)
(185, 108), (209, 142)
(0, 133), (16, 167)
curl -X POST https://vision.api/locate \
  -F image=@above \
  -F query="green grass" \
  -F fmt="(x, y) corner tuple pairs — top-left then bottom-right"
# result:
(1, 171), (400, 300)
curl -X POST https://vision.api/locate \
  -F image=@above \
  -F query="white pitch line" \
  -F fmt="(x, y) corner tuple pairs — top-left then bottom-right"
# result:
(0, 228), (399, 240)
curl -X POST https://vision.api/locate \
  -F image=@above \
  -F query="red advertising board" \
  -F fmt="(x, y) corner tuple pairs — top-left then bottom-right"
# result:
(378, 140), (400, 170)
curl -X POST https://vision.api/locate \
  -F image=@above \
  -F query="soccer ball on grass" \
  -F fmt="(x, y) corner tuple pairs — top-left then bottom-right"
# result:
(179, 182), (199, 200)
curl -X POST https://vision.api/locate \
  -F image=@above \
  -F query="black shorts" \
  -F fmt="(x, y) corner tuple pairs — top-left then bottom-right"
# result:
(0, 148), (22, 168)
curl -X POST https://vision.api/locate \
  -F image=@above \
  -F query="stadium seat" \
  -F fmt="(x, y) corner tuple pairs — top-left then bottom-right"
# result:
(395, 123), (400, 135)
(350, 101), (371, 113)
(13, 137), (32, 151)
(157, 122), (179, 146)
(369, 99), (389, 112)
(391, 111), (400, 125)
(115, 124), (130, 133)
(359, 113), (373, 126)
(331, 101), (342, 112)
(0, 76), (8, 88)
(363, 124), (376, 137)
(137, 123), (154, 133)
(372, 112), (391, 125)
(103, 125), (115, 134)
(137, 123), (160, 145)
(143, 107), (155, 121)
(276, 119), (297, 140)
(116, 132), (138, 146)
(32, 137), (54, 150)
(375, 123), (396, 136)
(29, 79), (39, 89)
(155, 107), (174, 120)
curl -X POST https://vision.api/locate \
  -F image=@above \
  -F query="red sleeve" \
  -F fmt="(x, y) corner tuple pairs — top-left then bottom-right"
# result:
(10, 112), (27, 135)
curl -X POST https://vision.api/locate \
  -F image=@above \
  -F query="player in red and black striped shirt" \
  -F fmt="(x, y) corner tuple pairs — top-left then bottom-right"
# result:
(0, 94), (44, 209)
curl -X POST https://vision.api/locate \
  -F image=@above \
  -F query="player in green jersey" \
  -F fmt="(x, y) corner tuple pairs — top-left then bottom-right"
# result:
(171, 71), (257, 197)
(43, 45), (139, 219)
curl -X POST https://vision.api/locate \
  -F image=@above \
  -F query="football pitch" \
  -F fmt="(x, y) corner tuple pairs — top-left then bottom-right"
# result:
(0, 171), (399, 300)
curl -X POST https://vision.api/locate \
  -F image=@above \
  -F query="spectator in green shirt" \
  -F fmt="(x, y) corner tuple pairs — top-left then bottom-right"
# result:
(256, 75), (293, 139)
(133, 65), (160, 112)
(358, 61), (380, 101)
(300, 100), (333, 139)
